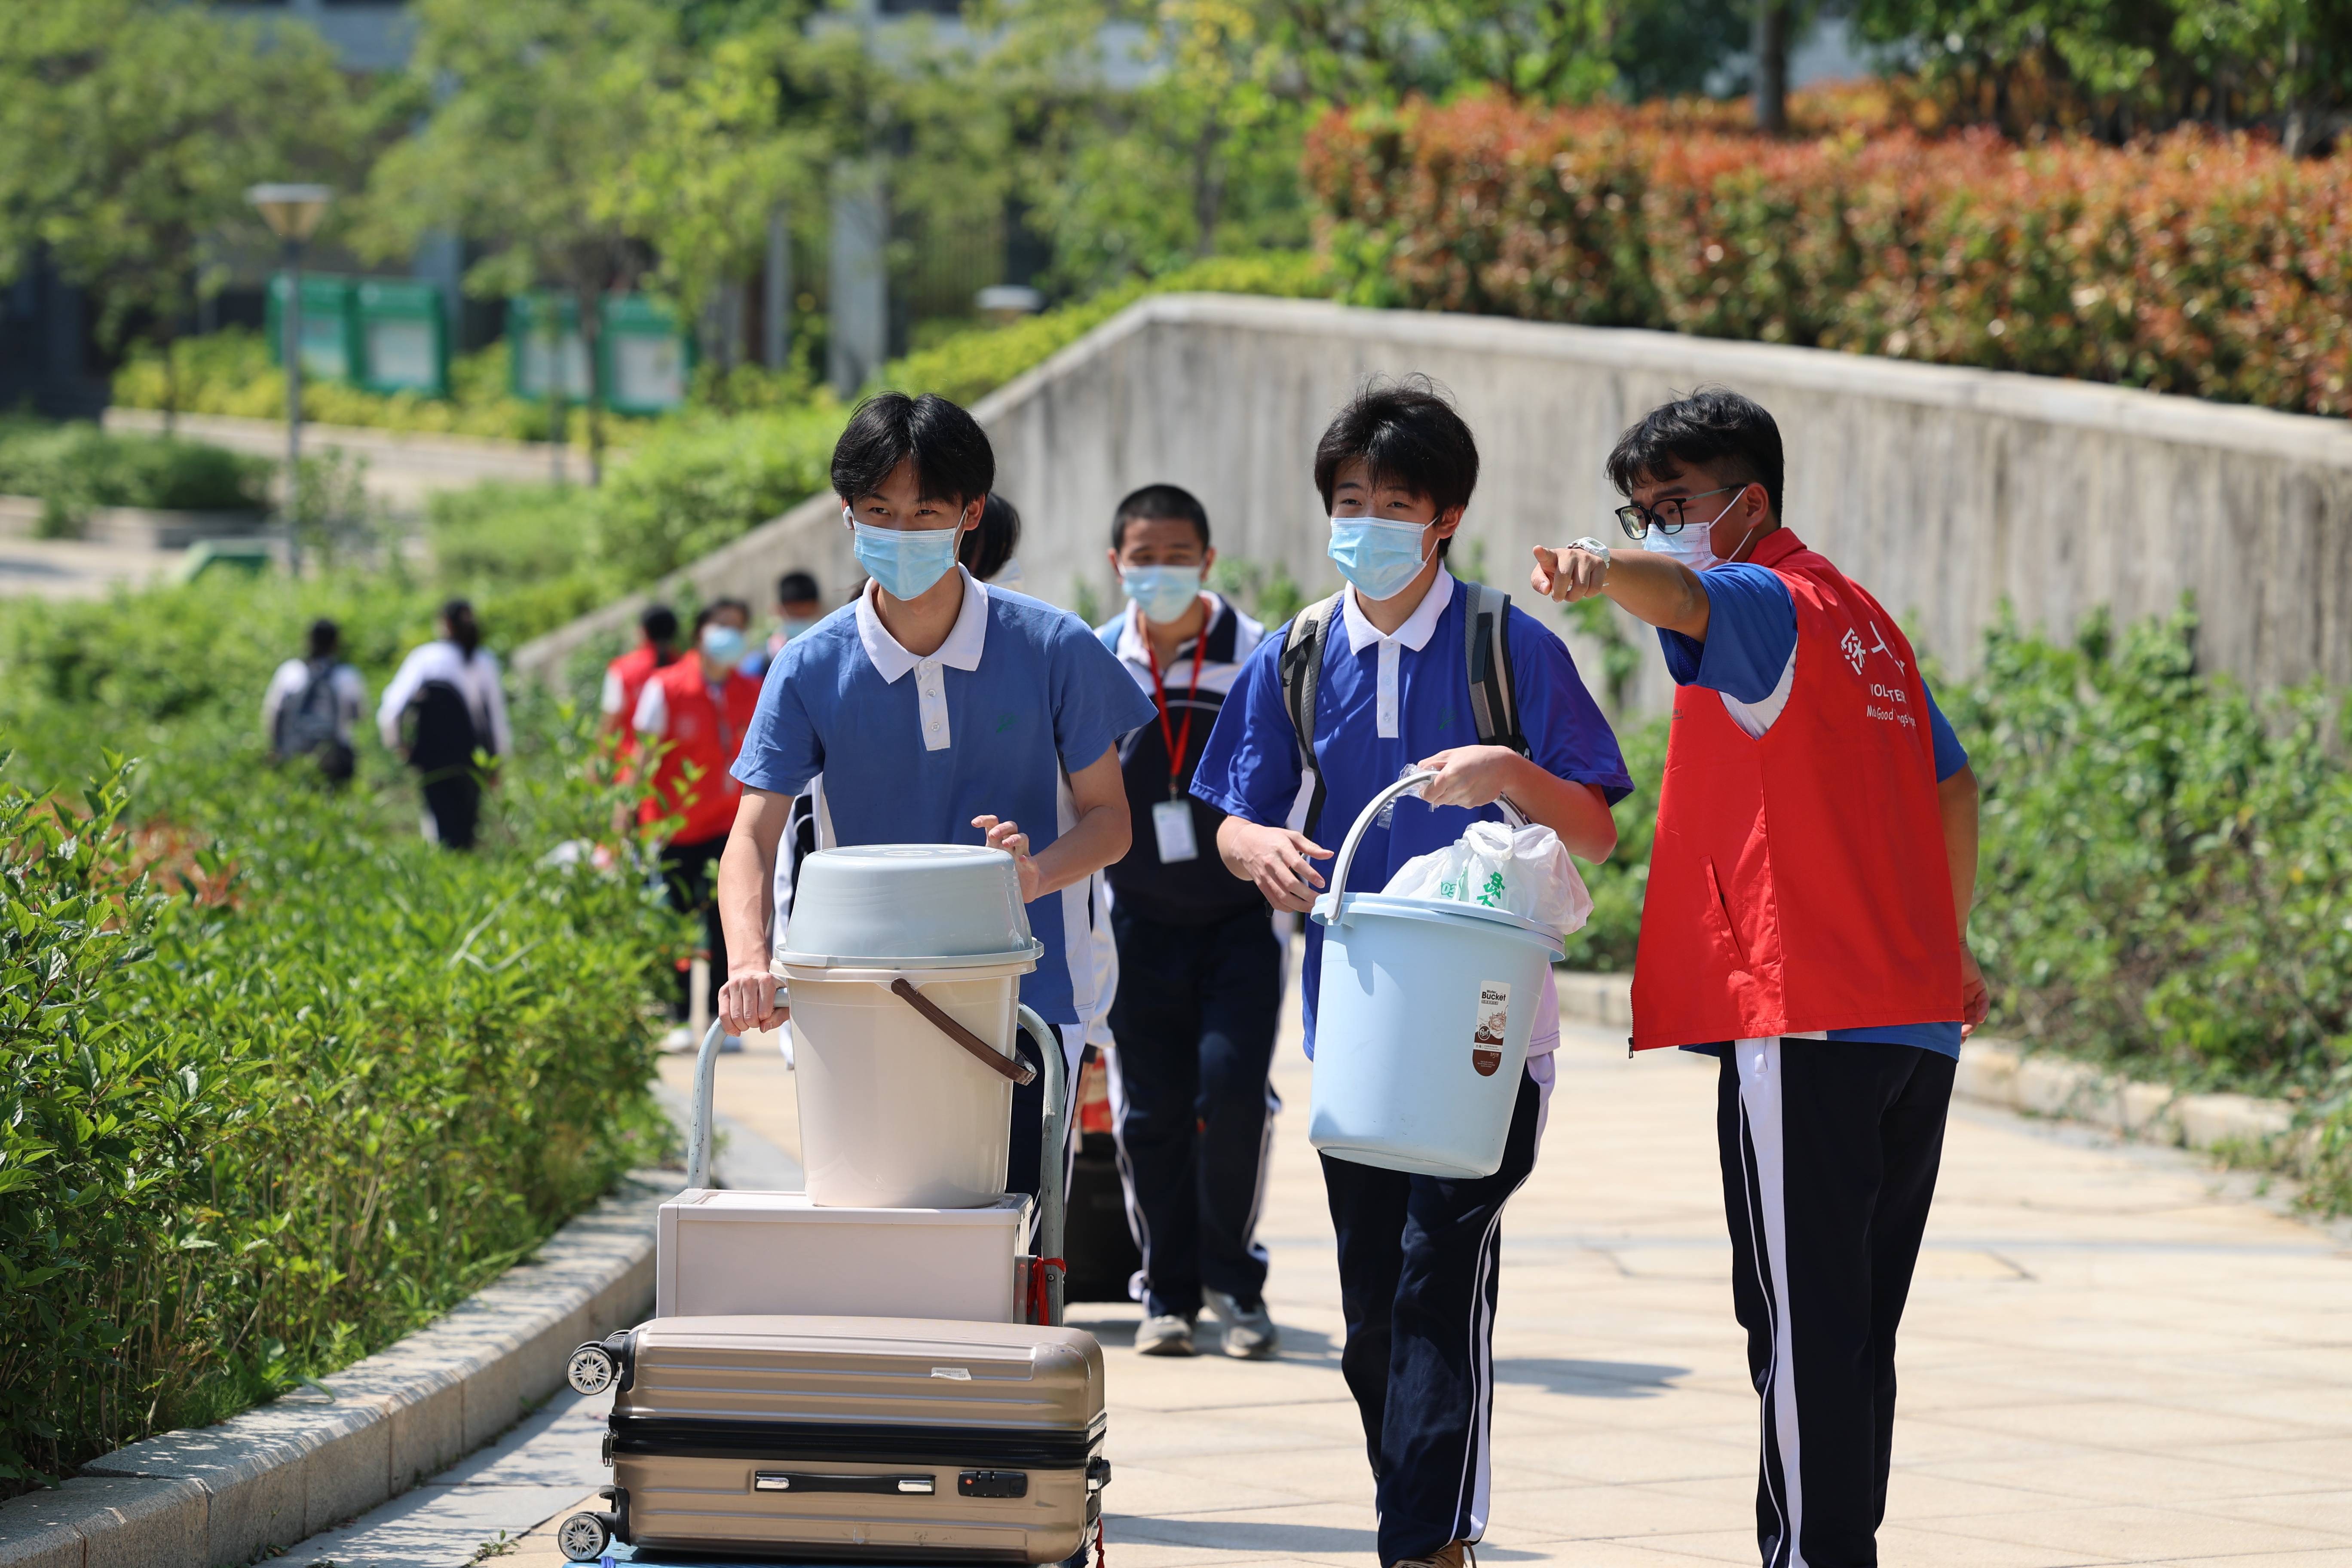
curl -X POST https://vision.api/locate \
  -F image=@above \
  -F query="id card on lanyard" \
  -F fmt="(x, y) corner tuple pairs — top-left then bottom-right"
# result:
(1145, 617), (1207, 864)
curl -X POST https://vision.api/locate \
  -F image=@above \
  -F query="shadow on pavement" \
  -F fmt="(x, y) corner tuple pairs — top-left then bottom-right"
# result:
(1493, 1357), (1689, 1398)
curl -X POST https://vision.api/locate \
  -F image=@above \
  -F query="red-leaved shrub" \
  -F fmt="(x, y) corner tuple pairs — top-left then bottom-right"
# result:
(1305, 97), (2352, 417)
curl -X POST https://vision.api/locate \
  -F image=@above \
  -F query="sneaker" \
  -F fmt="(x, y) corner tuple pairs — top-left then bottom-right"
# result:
(1387, 1544), (1471, 1568)
(658, 1025), (695, 1054)
(1133, 1314), (1197, 1357)
(1204, 1289), (1280, 1360)
(718, 1032), (744, 1054)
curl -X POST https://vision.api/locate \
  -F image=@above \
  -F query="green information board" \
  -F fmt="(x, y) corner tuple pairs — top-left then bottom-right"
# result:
(354, 278), (450, 397)
(506, 293), (595, 403)
(506, 292), (695, 413)
(266, 274), (359, 384)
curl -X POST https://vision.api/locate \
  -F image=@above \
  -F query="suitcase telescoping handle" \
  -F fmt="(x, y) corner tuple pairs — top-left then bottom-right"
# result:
(681, 1008), (1072, 1329)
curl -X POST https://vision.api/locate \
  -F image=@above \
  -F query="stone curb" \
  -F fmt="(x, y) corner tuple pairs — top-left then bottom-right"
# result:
(1553, 971), (2310, 1166)
(0, 1177), (669, 1568)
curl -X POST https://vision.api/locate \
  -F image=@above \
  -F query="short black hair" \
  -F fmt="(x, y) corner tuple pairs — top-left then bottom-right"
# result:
(775, 571), (820, 609)
(831, 391), (995, 508)
(694, 597), (752, 634)
(961, 493), (1022, 583)
(640, 603), (679, 645)
(306, 617), (340, 658)
(1606, 387), (1784, 521)
(1313, 377), (1478, 560)
(1111, 484), (1210, 554)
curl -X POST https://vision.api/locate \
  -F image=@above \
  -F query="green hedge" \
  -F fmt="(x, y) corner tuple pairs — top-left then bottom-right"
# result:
(0, 420), (271, 536)
(0, 578), (677, 1488)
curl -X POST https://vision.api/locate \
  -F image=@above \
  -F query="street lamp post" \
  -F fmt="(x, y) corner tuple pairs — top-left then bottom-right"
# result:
(246, 184), (332, 570)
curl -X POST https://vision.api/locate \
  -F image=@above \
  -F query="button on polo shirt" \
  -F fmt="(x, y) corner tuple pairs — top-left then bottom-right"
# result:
(732, 572), (1158, 1026)
(1341, 568), (1455, 738)
(856, 567), (990, 750)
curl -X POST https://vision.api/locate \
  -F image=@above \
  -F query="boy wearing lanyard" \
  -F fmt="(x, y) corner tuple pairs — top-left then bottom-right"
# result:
(1093, 484), (1283, 1360)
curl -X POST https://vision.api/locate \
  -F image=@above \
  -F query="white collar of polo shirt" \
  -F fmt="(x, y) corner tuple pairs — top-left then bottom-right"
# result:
(856, 564), (989, 751)
(1341, 567), (1453, 739)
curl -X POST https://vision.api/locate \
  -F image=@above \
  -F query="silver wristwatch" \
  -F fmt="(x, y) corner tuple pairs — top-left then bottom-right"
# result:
(1566, 536), (1611, 568)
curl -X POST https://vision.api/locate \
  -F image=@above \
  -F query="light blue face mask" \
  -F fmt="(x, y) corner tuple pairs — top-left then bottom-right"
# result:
(1121, 564), (1203, 624)
(700, 624), (747, 671)
(847, 508), (963, 600)
(1327, 516), (1431, 601)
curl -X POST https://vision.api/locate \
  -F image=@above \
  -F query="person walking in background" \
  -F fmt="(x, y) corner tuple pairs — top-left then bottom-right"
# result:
(713, 394), (1155, 1200)
(378, 599), (510, 850)
(1191, 380), (1629, 1568)
(601, 603), (681, 757)
(1531, 388), (1986, 1568)
(263, 617), (365, 786)
(962, 492), (1023, 588)
(742, 573), (824, 677)
(1091, 484), (1283, 1361)
(634, 598), (763, 1051)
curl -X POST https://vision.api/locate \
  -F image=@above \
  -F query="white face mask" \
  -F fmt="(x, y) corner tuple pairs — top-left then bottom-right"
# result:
(1645, 490), (1753, 573)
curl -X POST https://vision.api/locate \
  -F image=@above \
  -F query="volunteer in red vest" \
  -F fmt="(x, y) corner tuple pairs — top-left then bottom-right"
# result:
(1532, 389), (1987, 1568)
(634, 597), (763, 1050)
(600, 603), (682, 758)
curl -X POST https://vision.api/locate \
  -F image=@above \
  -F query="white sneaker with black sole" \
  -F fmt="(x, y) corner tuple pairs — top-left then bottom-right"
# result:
(1134, 1313), (1197, 1357)
(1204, 1289), (1279, 1359)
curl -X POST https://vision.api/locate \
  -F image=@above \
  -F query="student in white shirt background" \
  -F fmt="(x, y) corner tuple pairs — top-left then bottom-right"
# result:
(376, 599), (512, 850)
(263, 617), (367, 785)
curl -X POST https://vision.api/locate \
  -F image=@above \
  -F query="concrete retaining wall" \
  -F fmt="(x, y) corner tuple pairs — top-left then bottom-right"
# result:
(525, 293), (2352, 705)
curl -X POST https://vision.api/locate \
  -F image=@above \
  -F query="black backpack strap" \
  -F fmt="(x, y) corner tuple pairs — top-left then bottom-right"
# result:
(1277, 594), (1343, 837)
(1461, 582), (1527, 754)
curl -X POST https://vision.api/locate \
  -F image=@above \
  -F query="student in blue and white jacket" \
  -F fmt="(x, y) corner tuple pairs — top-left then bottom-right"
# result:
(1191, 380), (1630, 1568)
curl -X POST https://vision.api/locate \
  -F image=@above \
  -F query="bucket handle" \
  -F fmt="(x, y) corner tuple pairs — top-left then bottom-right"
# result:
(887, 978), (1039, 1086)
(1313, 769), (1437, 930)
(1311, 769), (1533, 930)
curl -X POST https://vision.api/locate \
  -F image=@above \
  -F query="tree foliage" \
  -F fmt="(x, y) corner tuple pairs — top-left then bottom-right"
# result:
(0, 1), (372, 411)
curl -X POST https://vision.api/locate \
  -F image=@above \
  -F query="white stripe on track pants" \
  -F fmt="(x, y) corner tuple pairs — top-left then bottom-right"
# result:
(1720, 1037), (1955, 1568)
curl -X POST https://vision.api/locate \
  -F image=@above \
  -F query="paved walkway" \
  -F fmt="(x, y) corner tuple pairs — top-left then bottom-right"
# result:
(315, 988), (2352, 1567)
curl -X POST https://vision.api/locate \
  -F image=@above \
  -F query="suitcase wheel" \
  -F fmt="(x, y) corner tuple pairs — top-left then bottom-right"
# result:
(557, 1510), (615, 1562)
(566, 1343), (617, 1396)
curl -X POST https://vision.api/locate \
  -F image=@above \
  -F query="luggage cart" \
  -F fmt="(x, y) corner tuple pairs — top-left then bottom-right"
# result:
(559, 1008), (1095, 1568)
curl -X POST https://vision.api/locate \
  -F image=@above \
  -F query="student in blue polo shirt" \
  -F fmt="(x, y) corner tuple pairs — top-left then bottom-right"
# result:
(714, 392), (1156, 1197)
(1191, 379), (1631, 1568)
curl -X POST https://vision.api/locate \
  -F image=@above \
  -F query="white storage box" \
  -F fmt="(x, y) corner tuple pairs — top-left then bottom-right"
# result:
(655, 1190), (1032, 1321)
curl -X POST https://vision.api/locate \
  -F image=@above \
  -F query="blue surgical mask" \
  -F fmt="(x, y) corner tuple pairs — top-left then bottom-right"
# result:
(1328, 516), (1431, 601)
(1121, 564), (1203, 624)
(700, 624), (747, 670)
(847, 508), (963, 600)
(778, 614), (821, 642)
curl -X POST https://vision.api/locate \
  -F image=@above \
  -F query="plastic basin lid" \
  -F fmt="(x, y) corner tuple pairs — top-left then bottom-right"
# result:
(782, 843), (1040, 965)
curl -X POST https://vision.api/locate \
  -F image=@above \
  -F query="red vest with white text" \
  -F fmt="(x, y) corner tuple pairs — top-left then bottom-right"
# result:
(1631, 530), (1962, 1050)
(637, 653), (763, 846)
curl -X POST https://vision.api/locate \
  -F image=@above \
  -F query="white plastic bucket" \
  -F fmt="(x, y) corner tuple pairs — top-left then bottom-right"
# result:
(775, 844), (1046, 1210)
(1308, 774), (1568, 1178)
(781, 959), (1030, 1208)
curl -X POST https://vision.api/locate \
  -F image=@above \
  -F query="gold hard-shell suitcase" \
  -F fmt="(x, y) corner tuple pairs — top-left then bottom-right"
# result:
(568, 1315), (1107, 1564)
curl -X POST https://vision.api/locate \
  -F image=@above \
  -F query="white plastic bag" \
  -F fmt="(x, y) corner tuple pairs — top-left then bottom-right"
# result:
(1384, 820), (1592, 937)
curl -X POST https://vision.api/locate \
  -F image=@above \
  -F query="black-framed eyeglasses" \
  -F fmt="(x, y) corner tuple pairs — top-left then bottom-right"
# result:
(1615, 485), (1742, 540)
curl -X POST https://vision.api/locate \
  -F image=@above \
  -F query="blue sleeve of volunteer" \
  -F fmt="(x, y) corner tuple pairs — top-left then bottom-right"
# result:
(1923, 677), (1968, 781)
(732, 639), (823, 794)
(1654, 565), (1797, 702)
(1053, 615), (1158, 770)
(1508, 609), (1634, 806)
(1190, 627), (1299, 825)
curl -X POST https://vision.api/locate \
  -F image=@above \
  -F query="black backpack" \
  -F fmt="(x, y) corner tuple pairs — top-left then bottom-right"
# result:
(276, 660), (356, 784)
(1276, 580), (1525, 836)
(404, 678), (481, 778)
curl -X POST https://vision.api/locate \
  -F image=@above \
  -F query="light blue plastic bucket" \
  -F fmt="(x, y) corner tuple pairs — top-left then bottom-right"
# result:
(1309, 773), (1568, 1178)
